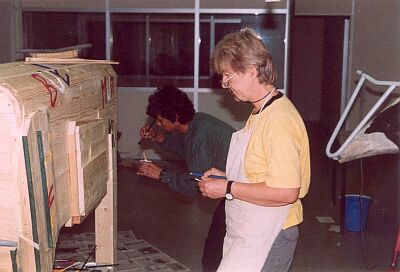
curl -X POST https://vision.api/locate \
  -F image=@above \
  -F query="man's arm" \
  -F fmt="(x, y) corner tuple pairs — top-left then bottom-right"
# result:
(161, 133), (217, 196)
(161, 170), (199, 196)
(137, 161), (199, 196)
(160, 130), (219, 196)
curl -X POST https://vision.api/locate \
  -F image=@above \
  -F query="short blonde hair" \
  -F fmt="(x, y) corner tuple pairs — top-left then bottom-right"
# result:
(211, 27), (277, 85)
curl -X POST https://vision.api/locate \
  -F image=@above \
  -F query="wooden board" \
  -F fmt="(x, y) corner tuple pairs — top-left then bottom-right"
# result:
(96, 134), (117, 263)
(0, 247), (17, 271)
(69, 119), (109, 219)
(29, 50), (79, 59)
(25, 57), (119, 65)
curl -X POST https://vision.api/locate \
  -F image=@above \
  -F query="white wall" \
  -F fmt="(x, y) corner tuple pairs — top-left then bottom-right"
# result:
(346, 0), (400, 128)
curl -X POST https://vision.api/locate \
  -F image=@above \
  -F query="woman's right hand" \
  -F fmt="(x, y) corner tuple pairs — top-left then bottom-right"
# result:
(203, 167), (226, 178)
(199, 167), (227, 199)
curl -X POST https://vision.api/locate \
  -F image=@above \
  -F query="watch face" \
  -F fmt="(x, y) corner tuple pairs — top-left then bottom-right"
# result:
(225, 193), (234, 200)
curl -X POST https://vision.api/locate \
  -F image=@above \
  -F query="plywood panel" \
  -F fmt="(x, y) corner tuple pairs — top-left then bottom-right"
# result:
(76, 120), (108, 215)
(0, 180), (19, 242)
(81, 151), (108, 214)
(54, 171), (71, 225)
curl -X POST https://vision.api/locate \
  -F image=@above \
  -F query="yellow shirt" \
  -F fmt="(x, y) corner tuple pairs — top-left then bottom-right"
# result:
(244, 95), (310, 229)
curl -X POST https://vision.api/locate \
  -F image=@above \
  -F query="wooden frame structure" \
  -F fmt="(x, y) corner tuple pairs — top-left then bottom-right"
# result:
(0, 62), (117, 271)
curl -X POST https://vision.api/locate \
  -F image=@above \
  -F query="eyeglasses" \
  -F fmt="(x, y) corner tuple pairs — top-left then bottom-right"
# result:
(220, 73), (237, 89)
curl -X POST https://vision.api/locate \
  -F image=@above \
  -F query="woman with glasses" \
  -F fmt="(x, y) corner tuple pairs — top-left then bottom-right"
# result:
(198, 28), (310, 272)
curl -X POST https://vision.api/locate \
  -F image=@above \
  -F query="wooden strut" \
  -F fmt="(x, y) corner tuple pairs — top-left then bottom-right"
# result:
(22, 136), (41, 271)
(25, 57), (119, 65)
(10, 248), (17, 272)
(36, 131), (54, 248)
(17, 44), (92, 54)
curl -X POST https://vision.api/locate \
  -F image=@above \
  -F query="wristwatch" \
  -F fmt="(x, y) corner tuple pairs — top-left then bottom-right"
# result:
(225, 180), (234, 200)
(159, 169), (167, 183)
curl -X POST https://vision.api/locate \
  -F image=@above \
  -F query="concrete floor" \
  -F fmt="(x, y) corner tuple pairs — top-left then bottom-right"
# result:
(61, 123), (399, 271)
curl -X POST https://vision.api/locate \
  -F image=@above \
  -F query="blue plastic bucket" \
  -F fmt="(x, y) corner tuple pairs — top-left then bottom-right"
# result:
(344, 194), (372, 232)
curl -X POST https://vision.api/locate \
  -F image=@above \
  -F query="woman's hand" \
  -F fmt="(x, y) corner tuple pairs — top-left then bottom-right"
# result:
(203, 167), (226, 178)
(137, 162), (162, 180)
(198, 167), (227, 199)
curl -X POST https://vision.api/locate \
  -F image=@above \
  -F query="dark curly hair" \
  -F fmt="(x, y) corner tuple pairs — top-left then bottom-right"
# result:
(146, 84), (195, 124)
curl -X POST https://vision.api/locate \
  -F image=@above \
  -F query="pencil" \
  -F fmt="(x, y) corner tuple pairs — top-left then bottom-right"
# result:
(190, 172), (227, 179)
(138, 119), (156, 145)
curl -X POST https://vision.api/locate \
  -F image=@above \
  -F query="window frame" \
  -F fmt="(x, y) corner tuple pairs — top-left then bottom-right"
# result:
(21, 0), (291, 110)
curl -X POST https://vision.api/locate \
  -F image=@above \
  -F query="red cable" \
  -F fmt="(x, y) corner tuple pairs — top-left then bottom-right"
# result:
(31, 73), (58, 108)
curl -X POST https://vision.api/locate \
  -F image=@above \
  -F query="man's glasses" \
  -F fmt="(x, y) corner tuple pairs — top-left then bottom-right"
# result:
(220, 73), (237, 89)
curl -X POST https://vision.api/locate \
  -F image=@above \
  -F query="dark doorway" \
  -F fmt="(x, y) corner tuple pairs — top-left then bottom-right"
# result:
(290, 16), (347, 136)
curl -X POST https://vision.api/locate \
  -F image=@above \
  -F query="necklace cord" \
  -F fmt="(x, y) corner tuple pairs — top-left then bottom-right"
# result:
(251, 87), (276, 103)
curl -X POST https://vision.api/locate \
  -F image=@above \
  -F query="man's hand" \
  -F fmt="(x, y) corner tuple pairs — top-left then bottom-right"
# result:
(137, 161), (163, 180)
(140, 124), (157, 140)
(139, 124), (165, 143)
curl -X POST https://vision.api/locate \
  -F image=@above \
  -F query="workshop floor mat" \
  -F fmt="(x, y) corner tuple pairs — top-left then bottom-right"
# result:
(55, 231), (191, 271)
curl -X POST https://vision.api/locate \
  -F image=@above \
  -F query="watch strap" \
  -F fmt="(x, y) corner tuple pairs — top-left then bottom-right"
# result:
(159, 169), (167, 183)
(226, 180), (234, 194)
(226, 180), (234, 200)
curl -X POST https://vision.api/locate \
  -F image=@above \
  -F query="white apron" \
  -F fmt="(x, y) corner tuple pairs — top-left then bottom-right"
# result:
(217, 96), (290, 272)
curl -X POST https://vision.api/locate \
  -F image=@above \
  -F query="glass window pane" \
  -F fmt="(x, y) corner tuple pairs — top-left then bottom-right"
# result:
(149, 21), (194, 77)
(112, 14), (147, 86)
(23, 12), (285, 89)
(199, 14), (286, 89)
(112, 13), (194, 87)
(22, 12), (105, 59)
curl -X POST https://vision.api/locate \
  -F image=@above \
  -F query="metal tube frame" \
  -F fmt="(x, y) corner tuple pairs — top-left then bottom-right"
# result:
(326, 70), (400, 160)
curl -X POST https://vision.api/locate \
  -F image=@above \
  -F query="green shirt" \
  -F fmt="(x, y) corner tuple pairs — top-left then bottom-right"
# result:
(159, 112), (235, 195)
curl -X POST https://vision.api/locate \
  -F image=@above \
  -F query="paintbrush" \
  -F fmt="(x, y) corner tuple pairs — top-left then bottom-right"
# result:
(140, 151), (152, 163)
(138, 119), (156, 145)
(79, 245), (97, 271)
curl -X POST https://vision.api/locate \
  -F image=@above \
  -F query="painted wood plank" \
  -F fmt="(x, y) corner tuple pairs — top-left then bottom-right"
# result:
(82, 151), (108, 214)
(0, 247), (16, 272)
(67, 121), (79, 222)
(54, 171), (71, 225)
(0, 180), (19, 242)
(95, 134), (117, 264)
